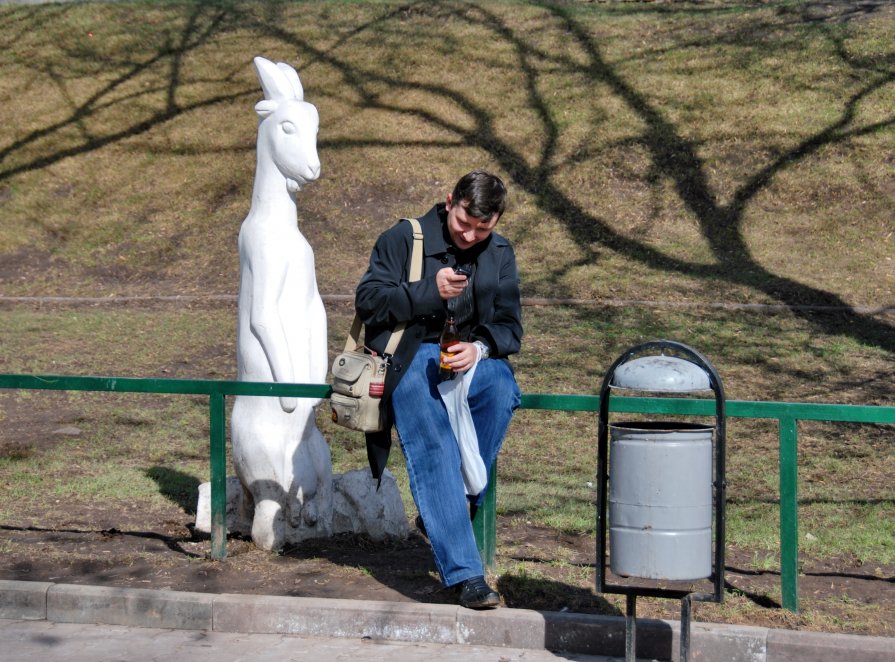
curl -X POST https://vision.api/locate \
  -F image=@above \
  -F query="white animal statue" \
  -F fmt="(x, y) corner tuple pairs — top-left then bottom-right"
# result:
(231, 56), (333, 550)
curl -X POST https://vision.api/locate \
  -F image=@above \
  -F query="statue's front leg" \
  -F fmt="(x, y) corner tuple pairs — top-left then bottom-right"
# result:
(251, 494), (286, 551)
(286, 422), (333, 537)
(303, 426), (334, 535)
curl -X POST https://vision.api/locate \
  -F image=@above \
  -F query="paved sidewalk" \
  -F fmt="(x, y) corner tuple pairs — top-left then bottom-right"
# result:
(0, 619), (611, 662)
(1, 580), (893, 661)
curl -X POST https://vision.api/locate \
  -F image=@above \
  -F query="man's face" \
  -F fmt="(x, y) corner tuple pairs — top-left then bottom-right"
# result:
(445, 193), (499, 250)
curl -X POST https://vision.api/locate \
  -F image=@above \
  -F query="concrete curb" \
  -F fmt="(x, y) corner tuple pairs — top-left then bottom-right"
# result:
(1, 580), (892, 661)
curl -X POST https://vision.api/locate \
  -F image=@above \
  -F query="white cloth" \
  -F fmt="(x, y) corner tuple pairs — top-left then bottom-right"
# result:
(437, 345), (486, 496)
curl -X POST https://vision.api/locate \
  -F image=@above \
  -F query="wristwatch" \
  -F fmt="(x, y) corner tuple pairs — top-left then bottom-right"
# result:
(473, 340), (491, 360)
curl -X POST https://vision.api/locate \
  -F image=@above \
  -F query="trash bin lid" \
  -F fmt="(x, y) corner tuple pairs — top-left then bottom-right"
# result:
(610, 355), (711, 393)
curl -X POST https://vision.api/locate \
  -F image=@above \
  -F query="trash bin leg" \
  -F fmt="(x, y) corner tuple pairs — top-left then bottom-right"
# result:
(625, 593), (637, 662)
(680, 594), (694, 662)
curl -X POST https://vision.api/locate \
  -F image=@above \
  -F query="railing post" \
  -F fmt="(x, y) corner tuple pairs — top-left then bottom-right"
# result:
(209, 392), (227, 560)
(779, 414), (798, 612)
(473, 461), (497, 571)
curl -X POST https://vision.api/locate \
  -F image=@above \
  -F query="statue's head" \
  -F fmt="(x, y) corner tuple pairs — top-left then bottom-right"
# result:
(253, 56), (321, 193)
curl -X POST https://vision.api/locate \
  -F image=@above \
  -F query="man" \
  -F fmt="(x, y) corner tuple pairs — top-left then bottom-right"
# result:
(355, 170), (522, 609)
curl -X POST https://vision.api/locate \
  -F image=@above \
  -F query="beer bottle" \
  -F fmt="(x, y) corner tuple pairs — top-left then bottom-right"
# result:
(439, 316), (460, 380)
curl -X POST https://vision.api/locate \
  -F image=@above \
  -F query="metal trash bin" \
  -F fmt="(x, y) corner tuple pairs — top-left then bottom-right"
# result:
(609, 421), (713, 581)
(596, 340), (726, 662)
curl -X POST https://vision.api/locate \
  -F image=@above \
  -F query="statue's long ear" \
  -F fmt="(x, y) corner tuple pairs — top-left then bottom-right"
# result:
(255, 99), (278, 119)
(276, 62), (304, 101)
(254, 56), (296, 102)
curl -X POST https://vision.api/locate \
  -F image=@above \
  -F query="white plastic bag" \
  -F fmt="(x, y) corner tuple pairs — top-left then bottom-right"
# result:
(437, 348), (487, 496)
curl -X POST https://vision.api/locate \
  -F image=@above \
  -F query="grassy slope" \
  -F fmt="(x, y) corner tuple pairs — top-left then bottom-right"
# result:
(0, 1), (892, 305)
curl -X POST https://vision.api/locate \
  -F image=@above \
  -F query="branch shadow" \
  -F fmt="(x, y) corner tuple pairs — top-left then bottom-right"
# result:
(4, 1), (892, 358)
(727, 497), (895, 506)
(527, 2), (895, 353)
(256, 0), (895, 355)
(724, 578), (781, 609)
(727, 564), (894, 584)
(0, 3), (254, 183)
(0, 523), (201, 558)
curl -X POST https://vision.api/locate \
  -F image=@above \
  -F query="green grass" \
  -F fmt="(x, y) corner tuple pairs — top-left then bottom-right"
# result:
(1, 304), (890, 551)
(727, 503), (780, 551)
(0, 393), (211, 509)
(801, 504), (895, 565)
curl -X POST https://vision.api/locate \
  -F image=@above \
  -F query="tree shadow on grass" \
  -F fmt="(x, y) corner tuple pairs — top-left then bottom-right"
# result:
(520, 2), (895, 353)
(2, 1), (892, 358)
(278, 1), (895, 354)
(0, 3), (254, 183)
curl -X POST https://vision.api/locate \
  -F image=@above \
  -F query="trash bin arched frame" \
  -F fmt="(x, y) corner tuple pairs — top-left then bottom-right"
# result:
(596, 339), (727, 604)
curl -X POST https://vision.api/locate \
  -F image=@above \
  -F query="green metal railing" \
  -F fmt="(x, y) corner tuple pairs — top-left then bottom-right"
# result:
(0, 374), (329, 565)
(0, 373), (892, 613)
(518, 393), (894, 613)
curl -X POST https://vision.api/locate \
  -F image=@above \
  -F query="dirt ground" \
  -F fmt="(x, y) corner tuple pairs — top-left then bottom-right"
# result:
(1, 496), (893, 638)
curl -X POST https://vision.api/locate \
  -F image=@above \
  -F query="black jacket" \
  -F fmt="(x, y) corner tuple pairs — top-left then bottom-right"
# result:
(355, 203), (523, 479)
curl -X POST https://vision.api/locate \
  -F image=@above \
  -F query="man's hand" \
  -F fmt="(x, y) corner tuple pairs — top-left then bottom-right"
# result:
(441, 341), (480, 373)
(436, 267), (468, 300)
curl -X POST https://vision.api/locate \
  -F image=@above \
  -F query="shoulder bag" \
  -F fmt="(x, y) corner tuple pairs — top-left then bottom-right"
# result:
(330, 218), (423, 432)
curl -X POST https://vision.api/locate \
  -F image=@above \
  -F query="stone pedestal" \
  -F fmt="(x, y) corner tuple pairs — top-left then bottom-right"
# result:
(195, 469), (409, 543)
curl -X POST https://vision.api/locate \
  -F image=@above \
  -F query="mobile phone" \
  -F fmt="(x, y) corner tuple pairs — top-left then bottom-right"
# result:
(454, 264), (472, 277)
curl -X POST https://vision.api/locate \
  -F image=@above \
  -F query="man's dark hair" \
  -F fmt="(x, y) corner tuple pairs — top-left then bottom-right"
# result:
(452, 170), (507, 221)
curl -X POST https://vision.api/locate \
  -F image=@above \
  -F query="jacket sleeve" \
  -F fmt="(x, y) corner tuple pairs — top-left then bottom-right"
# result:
(472, 242), (523, 358)
(355, 222), (442, 328)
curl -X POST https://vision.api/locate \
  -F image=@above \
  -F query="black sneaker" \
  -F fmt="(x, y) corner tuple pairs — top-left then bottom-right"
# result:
(457, 576), (500, 609)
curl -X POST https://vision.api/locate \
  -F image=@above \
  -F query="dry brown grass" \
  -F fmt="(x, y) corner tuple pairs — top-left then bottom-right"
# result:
(1, 1), (892, 310)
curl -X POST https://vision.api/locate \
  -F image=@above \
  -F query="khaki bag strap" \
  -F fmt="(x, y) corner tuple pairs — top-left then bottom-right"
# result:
(344, 218), (423, 355)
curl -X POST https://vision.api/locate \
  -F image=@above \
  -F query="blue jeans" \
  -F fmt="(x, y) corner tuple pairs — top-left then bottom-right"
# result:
(391, 343), (520, 587)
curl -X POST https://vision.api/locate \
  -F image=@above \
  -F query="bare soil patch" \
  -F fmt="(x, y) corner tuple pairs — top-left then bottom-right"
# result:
(0, 491), (892, 637)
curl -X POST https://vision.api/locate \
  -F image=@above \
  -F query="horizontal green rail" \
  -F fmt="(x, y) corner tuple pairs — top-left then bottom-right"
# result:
(521, 392), (895, 423)
(0, 374), (331, 398)
(1, 373), (892, 613)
